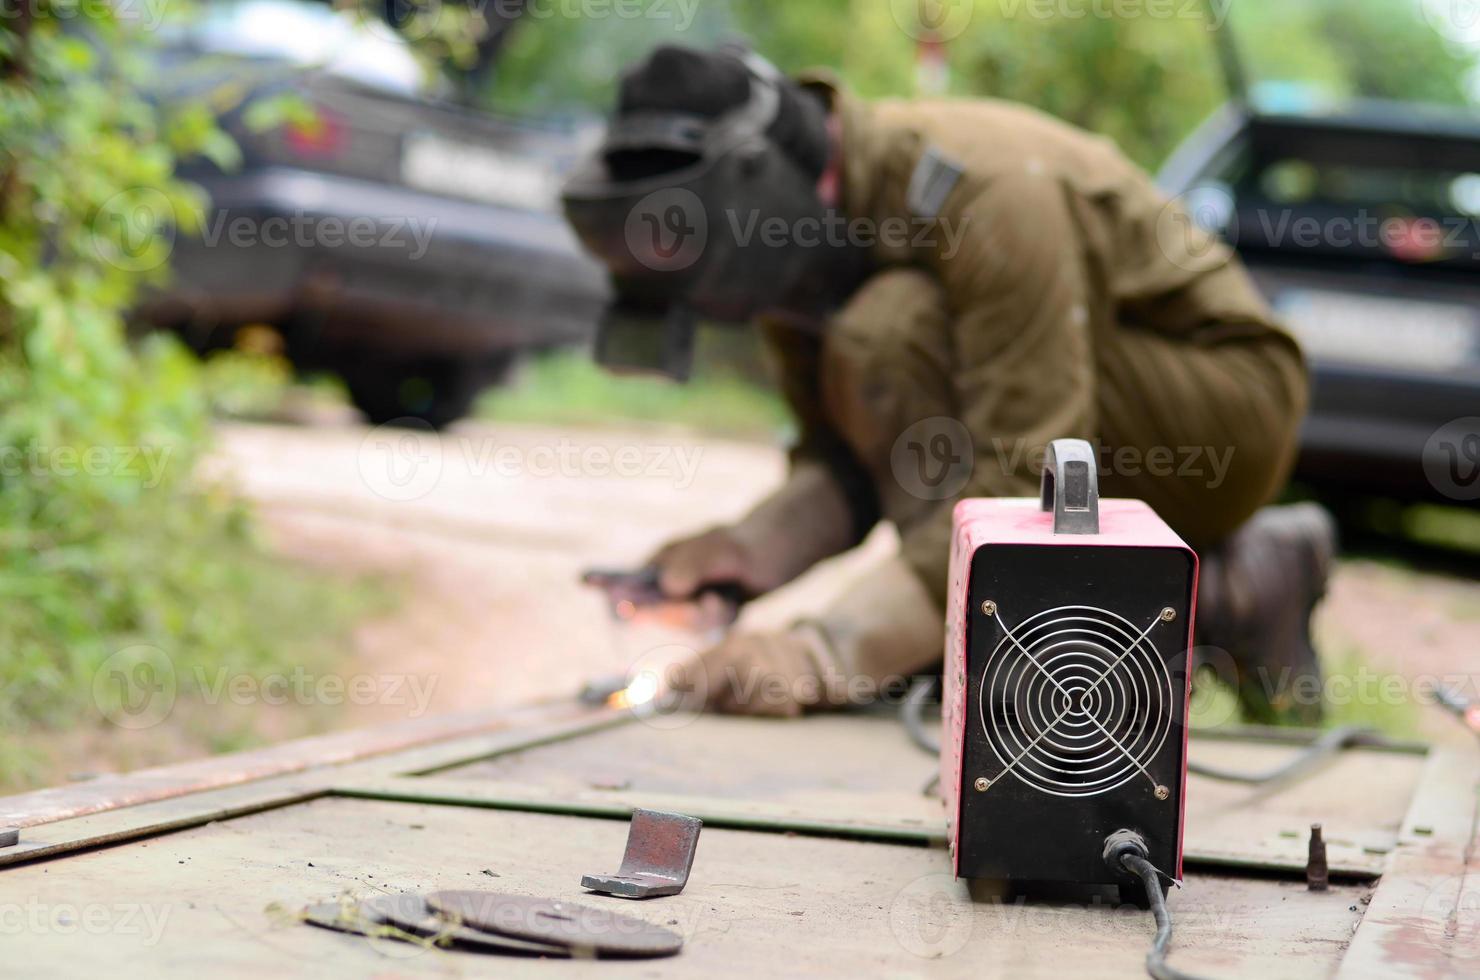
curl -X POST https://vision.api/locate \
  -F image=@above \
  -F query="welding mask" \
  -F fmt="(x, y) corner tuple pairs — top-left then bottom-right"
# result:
(562, 50), (842, 381)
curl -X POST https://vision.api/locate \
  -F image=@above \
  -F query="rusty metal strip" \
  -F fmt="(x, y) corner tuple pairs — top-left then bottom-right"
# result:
(332, 776), (945, 845)
(1191, 726), (1427, 755)
(1336, 745), (1480, 978)
(328, 775), (1387, 878)
(0, 710), (628, 869)
(0, 701), (613, 830)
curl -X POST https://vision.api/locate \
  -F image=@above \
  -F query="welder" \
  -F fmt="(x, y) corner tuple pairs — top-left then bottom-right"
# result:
(562, 43), (1333, 724)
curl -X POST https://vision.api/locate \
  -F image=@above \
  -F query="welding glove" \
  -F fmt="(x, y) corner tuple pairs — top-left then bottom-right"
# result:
(649, 461), (858, 604)
(679, 554), (945, 717)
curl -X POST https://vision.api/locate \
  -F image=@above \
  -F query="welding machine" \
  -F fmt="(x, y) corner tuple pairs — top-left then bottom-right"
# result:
(941, 440), (1197, 900)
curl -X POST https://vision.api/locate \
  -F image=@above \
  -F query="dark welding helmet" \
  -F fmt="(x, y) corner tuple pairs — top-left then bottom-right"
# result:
(562, 48), (832, 381)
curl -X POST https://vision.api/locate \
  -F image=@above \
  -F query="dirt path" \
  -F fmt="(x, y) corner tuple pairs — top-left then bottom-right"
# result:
(210, 420), (891, 730)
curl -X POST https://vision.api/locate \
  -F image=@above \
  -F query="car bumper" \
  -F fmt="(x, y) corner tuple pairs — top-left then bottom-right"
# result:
(1300, 361), (1480, 502)
(140, 167), (610, 358)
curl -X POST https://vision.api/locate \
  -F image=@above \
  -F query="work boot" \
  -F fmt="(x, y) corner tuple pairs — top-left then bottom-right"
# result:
(1195, 503), (1337, 725)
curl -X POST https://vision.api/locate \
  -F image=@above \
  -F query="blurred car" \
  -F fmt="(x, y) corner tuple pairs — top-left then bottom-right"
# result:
(141, 0), (608, 427)
(1159, 75), (1480, 506)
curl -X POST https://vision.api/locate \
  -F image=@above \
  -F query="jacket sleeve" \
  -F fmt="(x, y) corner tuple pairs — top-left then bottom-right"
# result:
(898, 170), (1098, 605)
(758, 316), (881, 545)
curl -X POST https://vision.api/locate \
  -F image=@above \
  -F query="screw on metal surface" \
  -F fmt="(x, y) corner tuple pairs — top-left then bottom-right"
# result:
(1159, 607), (1177, 622)
(1307, 823), (1329, 891)
(0, 827), (17, 849)
(981, 600), (997, 617)
(1154, 785), (1170, 801)
(973, 777), (990, 792)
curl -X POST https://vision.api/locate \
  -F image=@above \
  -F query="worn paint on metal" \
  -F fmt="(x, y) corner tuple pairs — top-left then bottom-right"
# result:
(580, 808), (702, 898)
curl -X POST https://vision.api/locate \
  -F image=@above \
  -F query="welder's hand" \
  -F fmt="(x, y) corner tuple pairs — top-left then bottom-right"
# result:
(675, 628), (846, 718)
(647, 526), (778, 605)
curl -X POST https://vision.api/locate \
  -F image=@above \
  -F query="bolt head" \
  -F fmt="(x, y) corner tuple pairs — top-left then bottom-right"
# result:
(1154, 784), (1170, 800)
(973, 777), (990, 792)
(981, 600), (997, 617)
(1159, 607), (1177, 623)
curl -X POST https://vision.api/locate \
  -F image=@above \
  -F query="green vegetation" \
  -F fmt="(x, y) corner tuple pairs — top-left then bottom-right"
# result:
(479, 341), (791, 441)
(487, 0), (1475, 168)
(0, 2), (384, 788)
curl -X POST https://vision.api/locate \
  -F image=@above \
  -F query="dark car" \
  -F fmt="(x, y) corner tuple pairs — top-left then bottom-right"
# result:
(141, 0), (608, 427)
(1159, 87), (1480, 507)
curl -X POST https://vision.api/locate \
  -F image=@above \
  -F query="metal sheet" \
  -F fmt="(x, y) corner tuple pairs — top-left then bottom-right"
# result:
(0, 710), (622, 870)
(434, 714), (1426, 877)
(1338, 746), (1480, 978)
(0, 701), (612, 829)
(0, 796), (1368, 978)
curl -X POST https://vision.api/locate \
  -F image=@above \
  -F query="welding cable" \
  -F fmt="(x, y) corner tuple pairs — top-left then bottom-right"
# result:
(1104, 831), (1209, 980)
(1186, 725), (1379, 785)
(901, 675), (942, 756)
(1121, 853), (1207, 980)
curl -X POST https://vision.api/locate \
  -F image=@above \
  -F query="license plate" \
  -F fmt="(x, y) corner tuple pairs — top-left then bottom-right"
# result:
(401, 132), (557, 210)
(1275, 289), (1480, 372)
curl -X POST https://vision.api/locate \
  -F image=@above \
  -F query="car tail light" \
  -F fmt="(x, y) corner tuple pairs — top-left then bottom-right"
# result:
(283, 107), (347, 161)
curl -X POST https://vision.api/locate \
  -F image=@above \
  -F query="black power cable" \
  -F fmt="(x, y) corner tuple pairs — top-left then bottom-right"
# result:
(1186, 725), (1380, 785)
(1104, 830), (1210, 980)
(901, 675), (942, 755)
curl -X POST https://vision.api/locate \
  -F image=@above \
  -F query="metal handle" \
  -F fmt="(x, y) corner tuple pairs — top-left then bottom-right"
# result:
(1040, 439), (1100, 535)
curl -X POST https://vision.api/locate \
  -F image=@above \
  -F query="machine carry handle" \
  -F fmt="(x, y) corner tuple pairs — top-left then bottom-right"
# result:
(1040, 438), (1100, 535)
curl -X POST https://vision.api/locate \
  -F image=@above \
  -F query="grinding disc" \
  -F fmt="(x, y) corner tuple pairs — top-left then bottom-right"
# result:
(425, 891), (682, 958)
(303, 895), (568, 957)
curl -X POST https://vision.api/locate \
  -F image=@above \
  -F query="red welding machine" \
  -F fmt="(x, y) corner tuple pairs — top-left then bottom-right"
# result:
(941, 440), (1197, 897)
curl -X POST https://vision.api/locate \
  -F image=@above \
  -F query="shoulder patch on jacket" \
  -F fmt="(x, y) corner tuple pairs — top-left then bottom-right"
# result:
(906, 146), (965, 219)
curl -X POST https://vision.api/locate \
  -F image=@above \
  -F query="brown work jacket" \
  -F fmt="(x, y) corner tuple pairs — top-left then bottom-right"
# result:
(761, 77), (1308, 604)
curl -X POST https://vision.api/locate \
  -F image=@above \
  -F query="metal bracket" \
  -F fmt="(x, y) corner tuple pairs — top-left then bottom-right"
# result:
(581, 808), (701, 899)
(0, 828), (17, 849)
